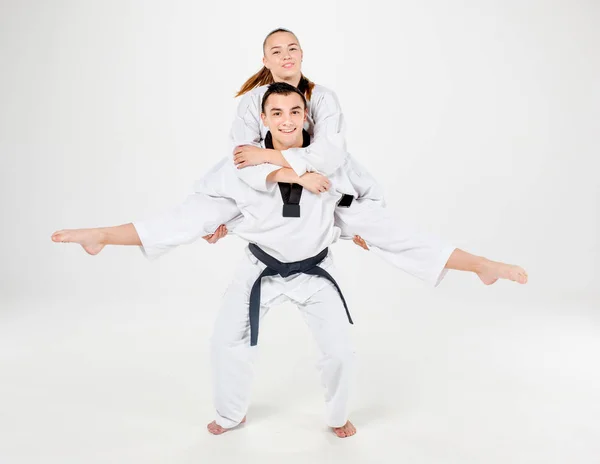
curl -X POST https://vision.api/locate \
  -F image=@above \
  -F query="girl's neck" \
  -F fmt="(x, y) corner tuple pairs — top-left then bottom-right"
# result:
(273, 74), (301, 88)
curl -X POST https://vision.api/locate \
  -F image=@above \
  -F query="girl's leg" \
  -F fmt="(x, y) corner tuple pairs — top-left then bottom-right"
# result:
(51, 193), (241, 258)
(335, 199), (527, 286)
(445, 248), (528, 284)
(51, 223), (139, 255)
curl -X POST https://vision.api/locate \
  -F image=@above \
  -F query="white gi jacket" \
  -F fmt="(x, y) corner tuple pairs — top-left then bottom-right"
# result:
(230, 84), (383, 199)
(226, 84), (453, 286)
(135, 150), (359, 304)
(135, 85), (453, 288)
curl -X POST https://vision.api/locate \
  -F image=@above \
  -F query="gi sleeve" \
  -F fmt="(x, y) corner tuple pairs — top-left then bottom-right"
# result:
(281, 90), (349, 177)
(230, 92), (281, 192)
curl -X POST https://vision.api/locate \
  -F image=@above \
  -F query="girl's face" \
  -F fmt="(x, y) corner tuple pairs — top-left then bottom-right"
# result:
(262, 31), (303, 82)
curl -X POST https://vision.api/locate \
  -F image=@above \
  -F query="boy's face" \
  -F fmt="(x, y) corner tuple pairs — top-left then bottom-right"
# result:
(261, 93), (307, 147)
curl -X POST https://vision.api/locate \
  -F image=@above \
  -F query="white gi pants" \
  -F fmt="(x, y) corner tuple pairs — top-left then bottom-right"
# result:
(210, 247), (355, 429)
(335, 198), (455, 287)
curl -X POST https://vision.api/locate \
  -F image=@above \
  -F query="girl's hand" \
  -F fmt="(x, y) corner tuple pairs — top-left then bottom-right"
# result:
(234, 146), (269, 169)
(298, 172), (330, 195)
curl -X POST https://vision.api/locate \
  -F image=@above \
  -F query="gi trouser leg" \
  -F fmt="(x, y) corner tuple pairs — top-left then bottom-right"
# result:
(210, 265), (271, 429)
(296, 283), (356, 428)
(335, 199), (456, 287)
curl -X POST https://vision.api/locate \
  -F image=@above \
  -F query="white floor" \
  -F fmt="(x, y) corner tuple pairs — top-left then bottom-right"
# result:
(1, 290), (599, 464)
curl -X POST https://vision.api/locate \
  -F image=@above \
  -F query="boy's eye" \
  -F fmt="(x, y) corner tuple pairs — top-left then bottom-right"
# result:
(273, 51), (280, 55)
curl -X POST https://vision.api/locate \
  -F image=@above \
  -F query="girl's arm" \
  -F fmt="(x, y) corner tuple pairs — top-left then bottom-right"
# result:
(230, 89), (350, 190)
(266, 168), (330, 195)
(229, 91), (283, 191)
(279, 90), (349, 177)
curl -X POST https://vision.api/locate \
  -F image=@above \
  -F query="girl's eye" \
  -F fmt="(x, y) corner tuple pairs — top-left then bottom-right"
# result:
(292, 111), (300, 115)
(273, 112), (281, 116)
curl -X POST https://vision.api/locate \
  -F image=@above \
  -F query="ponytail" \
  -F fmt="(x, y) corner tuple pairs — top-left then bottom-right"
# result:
(235, 66), (274, 98)
(236, 70), (316, 101)
(297, 74), (315, 101)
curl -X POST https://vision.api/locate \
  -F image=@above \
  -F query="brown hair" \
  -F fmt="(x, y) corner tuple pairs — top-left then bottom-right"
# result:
(261, 82), (308, 114)
(235, 28), (315, 100)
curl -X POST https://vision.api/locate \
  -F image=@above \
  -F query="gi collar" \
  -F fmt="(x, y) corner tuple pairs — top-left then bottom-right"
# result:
(265, 129), (311, 150)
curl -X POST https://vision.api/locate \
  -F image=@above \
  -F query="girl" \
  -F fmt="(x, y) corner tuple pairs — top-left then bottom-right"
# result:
(202, 28), (527, 289)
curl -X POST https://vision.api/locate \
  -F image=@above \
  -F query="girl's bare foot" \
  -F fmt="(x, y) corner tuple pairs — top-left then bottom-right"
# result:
(477, 259), (528, 285)
(206, 416), (246, 435)
(332, 420), (356, 438)
(51, 229), (105, 255)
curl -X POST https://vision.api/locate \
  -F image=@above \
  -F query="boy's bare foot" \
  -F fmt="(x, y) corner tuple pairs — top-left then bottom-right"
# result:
(206, 416), (246, 435)
(332, 420), (356, 438)
(51, 229), (105, 255)
(477, 259), (528, 285)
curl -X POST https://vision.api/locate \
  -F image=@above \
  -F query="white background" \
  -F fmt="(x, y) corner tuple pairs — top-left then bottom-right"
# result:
(1, 1), (599, 463)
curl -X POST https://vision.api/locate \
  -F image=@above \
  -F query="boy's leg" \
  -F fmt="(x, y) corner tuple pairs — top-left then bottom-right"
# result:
(296, 283), (357, 437)
(208, 265), (273, 434)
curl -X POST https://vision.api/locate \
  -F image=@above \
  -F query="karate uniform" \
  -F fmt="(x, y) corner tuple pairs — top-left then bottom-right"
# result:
(135, 144), (362, 429)
(133, 84), (456, 428)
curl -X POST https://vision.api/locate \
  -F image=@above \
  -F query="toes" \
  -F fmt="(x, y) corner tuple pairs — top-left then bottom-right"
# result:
(333, 422), (356, 438)
(207, 421), (224, 435)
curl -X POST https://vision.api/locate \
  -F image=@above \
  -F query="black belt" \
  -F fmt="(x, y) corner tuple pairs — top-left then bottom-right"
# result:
(247, 243), (353, 346)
